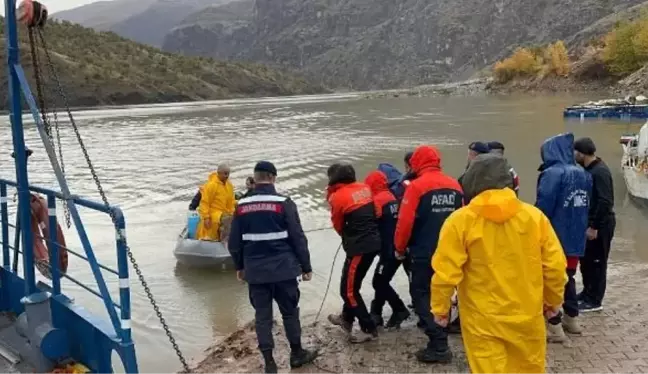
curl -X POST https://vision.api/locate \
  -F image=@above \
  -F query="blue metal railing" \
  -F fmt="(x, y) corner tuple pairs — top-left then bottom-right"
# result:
(0, 179), (132, 345)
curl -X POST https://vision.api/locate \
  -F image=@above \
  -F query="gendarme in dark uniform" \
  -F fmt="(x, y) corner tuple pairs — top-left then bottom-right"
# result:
(228, 161), (318, 374)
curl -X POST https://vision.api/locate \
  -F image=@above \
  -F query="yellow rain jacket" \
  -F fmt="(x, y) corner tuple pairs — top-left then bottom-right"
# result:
(431, 154), (567, 374)
(196, 172), (235, 241)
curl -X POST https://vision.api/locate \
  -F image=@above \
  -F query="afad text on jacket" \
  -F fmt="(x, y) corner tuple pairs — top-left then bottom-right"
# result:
(327, 182), (381, 256)
(365, 170), (399, 257)
(536, 132), (593, 257)
(228, 184), (312, 284)
(394, 145), (464, 262)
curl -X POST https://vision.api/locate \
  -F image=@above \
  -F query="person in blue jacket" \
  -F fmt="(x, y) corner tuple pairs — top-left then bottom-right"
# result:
(377, 151), (414, 200)
(228, 161), (318, 373)
(535, 133), (592, 343)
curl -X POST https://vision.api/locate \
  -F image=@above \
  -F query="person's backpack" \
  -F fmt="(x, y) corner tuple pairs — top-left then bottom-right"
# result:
(377, 163), (406, 200)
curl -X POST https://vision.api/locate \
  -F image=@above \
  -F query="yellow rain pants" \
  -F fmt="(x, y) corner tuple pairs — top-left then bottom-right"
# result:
(196, 172), (235, 241)
(431, 188), (567, 373)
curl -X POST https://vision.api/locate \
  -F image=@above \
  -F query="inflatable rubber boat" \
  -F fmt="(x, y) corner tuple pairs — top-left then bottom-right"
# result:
(173, 227), (233, 268)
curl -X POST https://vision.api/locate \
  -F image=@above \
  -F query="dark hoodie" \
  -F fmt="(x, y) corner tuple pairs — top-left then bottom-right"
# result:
(327, 164), (381, 256)
(536, 133), (592, 257)
(394, 145), (464, 262)
(365, 170), (399, 257)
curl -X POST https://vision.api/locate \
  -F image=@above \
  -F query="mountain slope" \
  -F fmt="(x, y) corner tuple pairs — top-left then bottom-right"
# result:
(0, 18), (323, 109)
(162, 0), (648, 90)
(106, 0), (234, 47)
(52, 0), (157, 30)
(163, 0), (255, 58)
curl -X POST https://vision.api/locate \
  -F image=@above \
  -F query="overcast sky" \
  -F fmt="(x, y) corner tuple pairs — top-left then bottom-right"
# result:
(0, 0), (101, 16)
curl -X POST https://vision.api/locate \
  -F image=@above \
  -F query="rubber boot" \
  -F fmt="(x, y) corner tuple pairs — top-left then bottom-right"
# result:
(547, 322), (567, 343)
(370, 313), (384, 328)
(562, 315), (583, 335)
(262, 351), (277, 374)
(327, 314), (352, 333)
(385, 310), (410, 330)
(290, 347), (319, 368)
(415, 347), (453, 364)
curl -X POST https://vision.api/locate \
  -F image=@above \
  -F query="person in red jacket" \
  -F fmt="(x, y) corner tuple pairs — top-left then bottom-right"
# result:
(365, 170), (411, 329)
(326, 163), (382, 343)
(394, 145), (463, 364)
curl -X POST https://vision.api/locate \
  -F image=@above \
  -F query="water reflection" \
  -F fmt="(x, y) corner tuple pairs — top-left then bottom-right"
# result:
(173, 265), (250, 338)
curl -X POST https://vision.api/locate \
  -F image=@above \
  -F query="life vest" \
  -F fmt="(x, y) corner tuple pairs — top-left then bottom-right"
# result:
(29, 194), (68, 279)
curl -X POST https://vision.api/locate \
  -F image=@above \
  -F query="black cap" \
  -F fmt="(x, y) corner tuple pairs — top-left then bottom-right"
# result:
(10, 148), (33, 159)
(487, 141), (505, 151)
(574, 137), (596, 156)
(254, 161), (277, 176)
(469, 141), (490, 154)
(404, 151), (414, 165)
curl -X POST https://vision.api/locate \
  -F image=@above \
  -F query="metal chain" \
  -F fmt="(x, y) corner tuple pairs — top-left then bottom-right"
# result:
(34, 28), (191, 372)
(34, 29), (71, 228)
(27, 29), (52, 143)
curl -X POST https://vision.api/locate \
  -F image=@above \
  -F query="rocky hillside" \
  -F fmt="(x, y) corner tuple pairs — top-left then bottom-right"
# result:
(51, 0), (157, 30)
(162, 0), (648, 90)
(487, 1), (648, 95)
(163, 0), (254, 58)
(0, 18), (323, 110)
(53, 0), (235, 47)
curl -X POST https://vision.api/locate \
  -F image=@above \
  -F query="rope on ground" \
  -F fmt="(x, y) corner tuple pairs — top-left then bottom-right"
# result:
(314, 242), (343, 322)
(303, 226), (333, 234)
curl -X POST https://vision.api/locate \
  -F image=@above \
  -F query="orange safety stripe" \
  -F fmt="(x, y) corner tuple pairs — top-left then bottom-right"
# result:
(346, 255), (362, 307)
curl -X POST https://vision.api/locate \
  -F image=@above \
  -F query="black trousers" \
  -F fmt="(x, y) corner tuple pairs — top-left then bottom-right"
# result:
(563, 268), (579, 318)
(370, 254), (408, 316)
(410, 260), (448, 351)
(580, 218), (616, 306)
(248, 279), (301, 352)
(340, 252), (378, 333)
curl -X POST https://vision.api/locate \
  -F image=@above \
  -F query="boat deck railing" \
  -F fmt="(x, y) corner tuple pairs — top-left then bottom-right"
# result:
(0, 178), (132, 346)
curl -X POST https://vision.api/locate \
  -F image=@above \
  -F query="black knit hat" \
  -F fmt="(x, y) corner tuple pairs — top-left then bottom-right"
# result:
(574, 137), (596, 156)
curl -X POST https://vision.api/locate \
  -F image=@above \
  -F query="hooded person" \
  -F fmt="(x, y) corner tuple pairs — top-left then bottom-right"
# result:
(364, 170), (411, 330)
(394, 145), (463, 363)
(326, 163), (381, 343)
(536, 133), (592, 342)
(377, 151), (414, 201)
(196, 164), (236, 241)
(430, 154), (567, 373)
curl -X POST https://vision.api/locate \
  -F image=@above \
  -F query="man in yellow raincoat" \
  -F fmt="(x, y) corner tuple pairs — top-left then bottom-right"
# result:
(430, 154), (567, 373)
(197, 164), (236, 241)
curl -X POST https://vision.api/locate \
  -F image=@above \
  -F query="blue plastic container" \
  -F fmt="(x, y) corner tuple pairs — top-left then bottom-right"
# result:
(187, 211), (200, 239)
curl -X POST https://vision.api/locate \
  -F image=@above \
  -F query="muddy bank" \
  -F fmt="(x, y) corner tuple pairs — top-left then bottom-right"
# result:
(190, 318), (468, 373)
(361, 78), (492, 100)
(359, 76), (612, 100)
(190, 261), (648, 373)
(485, 76), (612, 96)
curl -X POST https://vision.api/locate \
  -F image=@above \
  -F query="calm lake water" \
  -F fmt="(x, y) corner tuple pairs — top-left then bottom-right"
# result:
(1, 93), (647, 372)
